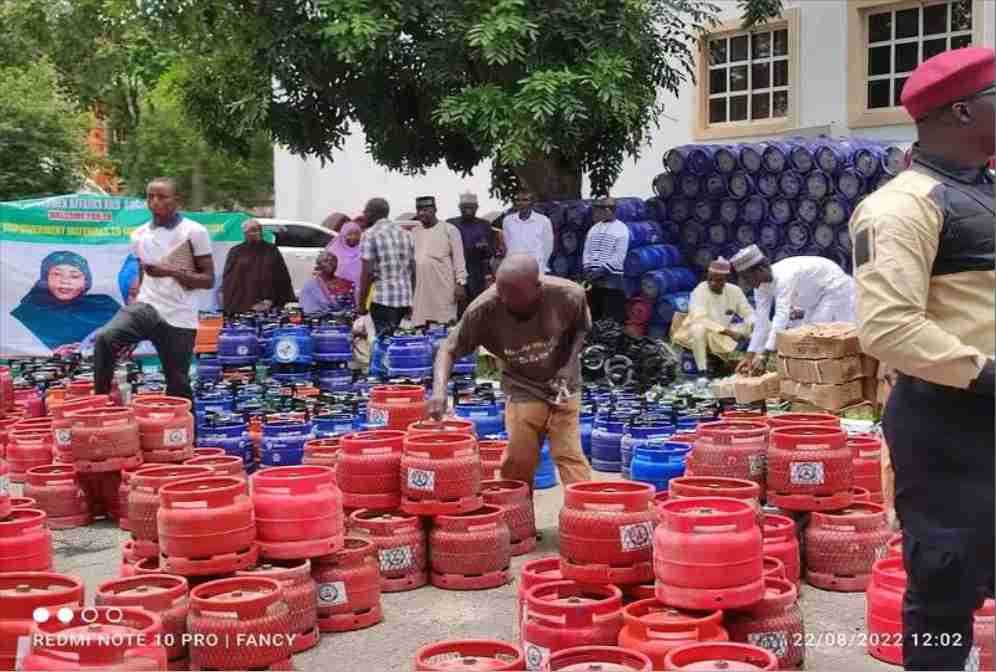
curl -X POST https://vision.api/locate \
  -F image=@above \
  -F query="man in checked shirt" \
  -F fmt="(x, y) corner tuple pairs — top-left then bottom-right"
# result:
(356, 197), (417, 335)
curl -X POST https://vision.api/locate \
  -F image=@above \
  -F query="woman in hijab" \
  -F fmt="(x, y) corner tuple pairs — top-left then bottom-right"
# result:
(12, 250), (122, 350)
(299, 251), (356, 315)
(325, 220), (363, 303)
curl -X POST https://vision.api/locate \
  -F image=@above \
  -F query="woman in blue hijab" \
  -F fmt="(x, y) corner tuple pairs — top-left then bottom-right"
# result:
(12, 251), (122, 350)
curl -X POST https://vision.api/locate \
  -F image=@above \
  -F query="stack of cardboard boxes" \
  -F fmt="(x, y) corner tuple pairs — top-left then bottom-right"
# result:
(776, 323), (879, 412)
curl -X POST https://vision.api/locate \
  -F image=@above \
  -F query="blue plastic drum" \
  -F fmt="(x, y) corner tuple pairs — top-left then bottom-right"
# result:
(630, 442), (691, 491)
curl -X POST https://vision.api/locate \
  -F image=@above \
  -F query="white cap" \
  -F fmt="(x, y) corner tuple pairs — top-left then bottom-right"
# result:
(731, 244), (765, 272)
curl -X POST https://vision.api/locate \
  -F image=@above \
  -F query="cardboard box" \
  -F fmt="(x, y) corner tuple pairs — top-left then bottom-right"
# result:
(734, 372), (781, 404)
(711, 376), (737, 399)
(781, 378), (865, 411)
(781, 354), (878, 384)
(776, 323), (862, 360)
(776, 356), (790, 378)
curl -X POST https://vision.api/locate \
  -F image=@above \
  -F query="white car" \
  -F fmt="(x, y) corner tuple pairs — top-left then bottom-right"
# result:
(257, 218), (336, 296)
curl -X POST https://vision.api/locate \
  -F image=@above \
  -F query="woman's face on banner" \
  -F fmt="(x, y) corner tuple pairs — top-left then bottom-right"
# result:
(47, 264), (86, 302)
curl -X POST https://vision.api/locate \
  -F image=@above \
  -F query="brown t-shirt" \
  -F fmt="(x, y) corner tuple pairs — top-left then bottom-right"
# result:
(447, 276), (591, 402)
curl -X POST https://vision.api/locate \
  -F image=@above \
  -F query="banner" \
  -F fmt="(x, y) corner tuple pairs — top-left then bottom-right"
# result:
(0, 194), (249, 356)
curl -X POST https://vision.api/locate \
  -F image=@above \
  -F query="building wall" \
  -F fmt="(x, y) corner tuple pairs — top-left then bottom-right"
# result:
(275, 0), (995, 224)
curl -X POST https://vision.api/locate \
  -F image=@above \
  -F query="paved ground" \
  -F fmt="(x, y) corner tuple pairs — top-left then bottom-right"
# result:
(37, 475), (894, 672)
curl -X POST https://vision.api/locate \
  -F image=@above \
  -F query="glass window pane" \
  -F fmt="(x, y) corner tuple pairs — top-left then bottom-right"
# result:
(773, 90), (789, 118)
(731, 35), (748, 61)
(895, 42), (919, 73)
(923, 3), (947, 35)
(710, 68), (728, 94)
(730, 65), (748, 92)
(868, 79), (891, 109)
(773, 29), (788, 56)
(773, 59), (789, 87)
(894, 77), (909, 106)
(869, 45), (892, 76)
(752, 62), (771, 89)
(709, 98), (727, 124)
(710, 39), (728, 65)
(730, 95), (748, 121)
(923, 38), (947, 60)
(895, 8), (919, 39)
(752, 92), (771, 120)
(951, 0), (972, 31)
(752, 32), (771, 59)
(869, 11), (892, 43)
(951, 34), (972, 49)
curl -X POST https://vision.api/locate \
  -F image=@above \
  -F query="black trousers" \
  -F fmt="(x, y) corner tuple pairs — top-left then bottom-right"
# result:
(883, 375), (995, 671)
(93, 303), (197, 400)
(370, 303), (410, 336)
(588, 286), (626, 323)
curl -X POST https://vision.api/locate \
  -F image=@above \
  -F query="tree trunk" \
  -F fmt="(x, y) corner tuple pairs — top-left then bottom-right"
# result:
(515, 153), (582, 202)
(191, 153), (205, 209)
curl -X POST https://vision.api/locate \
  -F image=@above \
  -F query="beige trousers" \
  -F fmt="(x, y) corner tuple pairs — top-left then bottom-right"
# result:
(503, 396), (592, 490)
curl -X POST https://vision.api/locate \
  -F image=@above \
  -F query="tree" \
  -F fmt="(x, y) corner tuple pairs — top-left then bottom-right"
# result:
(0, 60), (90, 201)
(146, 0), (782, 201)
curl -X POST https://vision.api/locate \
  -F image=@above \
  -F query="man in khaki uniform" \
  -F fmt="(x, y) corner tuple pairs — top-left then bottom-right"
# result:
(849, 47), (994, 671)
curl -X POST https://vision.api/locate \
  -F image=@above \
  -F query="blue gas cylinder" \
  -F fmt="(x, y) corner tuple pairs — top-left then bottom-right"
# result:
(314, 410), (356, 438)
(217, 325), (259, 367)
(270, 369), (314, 385)
(196, 413), (252, 467)
(313, 324), (352, 364)
(385, 335), (433, 378)
(270, 326), (313, 367)
(193, 389), (234, 425)
(579, 409), (595, 459)
(453, 351), (477, 377)
(318, 366), (353, 393)
(630, 442), (691, 491)
(590, 415), (626, 472)
(195, 355), (223, 383)
(620, 422), (675, 479)
(454, 401), (503, 437)
(260, 417), (313, 467)
(534, 441), (558, 490)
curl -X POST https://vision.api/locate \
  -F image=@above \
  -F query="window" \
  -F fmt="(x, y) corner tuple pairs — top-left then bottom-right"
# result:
(694, 8), (800, 140)
(848, 0), (984, 128)
(268, 224), (332, 248)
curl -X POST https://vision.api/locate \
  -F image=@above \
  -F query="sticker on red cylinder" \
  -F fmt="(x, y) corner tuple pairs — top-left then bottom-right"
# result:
(55, 429), (71, 447)
(368, 408), (388, 427)
(620, 521), (654, 551)
(407, 469), (435, 492)
(523, 642), (550, 671)
(0, 475), (7, 496)
(748, 631), (788, 658)
(379, 546), (414, 572)
(790, 461), (825, 485)
(163, 428), (188, 447)
(317, 581), (347, 607)
(749, 453), (766, 476)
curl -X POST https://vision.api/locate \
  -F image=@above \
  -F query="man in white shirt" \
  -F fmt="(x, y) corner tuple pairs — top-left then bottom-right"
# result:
(501, 190), (553, 272)
(673, 257), (754, 373)
(93, 177), (215, 400)
(581, 196), (630, 322)
(731, 244), (855, 376)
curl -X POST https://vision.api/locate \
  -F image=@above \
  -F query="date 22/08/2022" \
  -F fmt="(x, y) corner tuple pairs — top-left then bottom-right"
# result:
(798, 631), (965, 648)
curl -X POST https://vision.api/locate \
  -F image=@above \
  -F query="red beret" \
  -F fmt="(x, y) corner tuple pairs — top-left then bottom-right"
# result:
(902, 47), (995, 120)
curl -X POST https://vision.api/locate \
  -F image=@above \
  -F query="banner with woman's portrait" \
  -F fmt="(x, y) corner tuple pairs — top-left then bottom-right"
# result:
(0, 193), (248, 356)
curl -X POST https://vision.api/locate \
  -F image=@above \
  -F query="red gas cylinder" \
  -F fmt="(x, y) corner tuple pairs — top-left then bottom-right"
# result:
(303, 437), (340, 468)
(482, 479), (536, 556)
(182, 454), (246, 482)
(663, 642), (778, 671)
(866, 557), (906, 665)
(0, 366), (12, 412)
(14, 387), (44, 418)
(159, 476), (258, 576)
(65, 379), (94, 399)
(429, 504), (511, 590)
(725, 577), (804, 669)
(70, 407), (142, 472)
(414, 640), (525, 671)
(338, 430), (405, 509)
(518, 557), (564, 639)
(0, 572), (85, 671)
(623, 583), (656, 604)
(51, 395), (111, 464)
(368, 384), (428, 430)
(349, 508), (428, 592)
(767, 412), (840, 429)
(849, 435), (883, 504)
(117, 463), (148, 532)
(667, 477), (763, 527)
(544, 646), (651, 671)
(0, 508), (53, 571)
(20, 606), (167, 671)
(721, 410), (766, 422)
(762, 514), (800, 587)
(401, 432), (483, 515)
(407, 418), (477, 437)
(95, 574), (189, 664)
(685, 422), (768, 496)
(851, 486), (872, 502)
(0, 458), (9, 519)
(973, 599), (994, 672)
(312, 536), (383, 632)
(120, 539), (139, 577)
(129, 465), (214, 559)
(192, 447), (226, 458)
(762, 556), (787, 581)
(237, 560), (318, 653)
(618, 599), (728, 669)
(805, 501), (892, 591)
(251, 465), (344, 559)
(767, 425), (852, 511)
(187, 577), (293, 671)
(654, 497), (764, 610)
(9, 496), (36, 509)
(133, 396), (195, 463)
(522, 581), (624, 671)
(6, 427), (53, 483)
(886, 533), (901, 558)
(479, 439), (506, 479)
(0, 416), (23, 454)
(24, 464), (92, 528)
(559, 482), (656, 585)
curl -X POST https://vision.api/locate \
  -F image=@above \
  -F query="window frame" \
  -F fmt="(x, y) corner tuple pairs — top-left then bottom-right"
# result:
(847, 0), (985, 128)
(693, 7), (801, 141)
(267, 223), (333, 248)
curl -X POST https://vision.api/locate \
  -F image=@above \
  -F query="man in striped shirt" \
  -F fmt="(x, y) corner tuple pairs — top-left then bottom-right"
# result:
(582, 196), (630, 323)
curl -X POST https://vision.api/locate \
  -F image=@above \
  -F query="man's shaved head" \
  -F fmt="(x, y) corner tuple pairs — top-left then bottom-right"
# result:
(497, 254), (542, 321)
